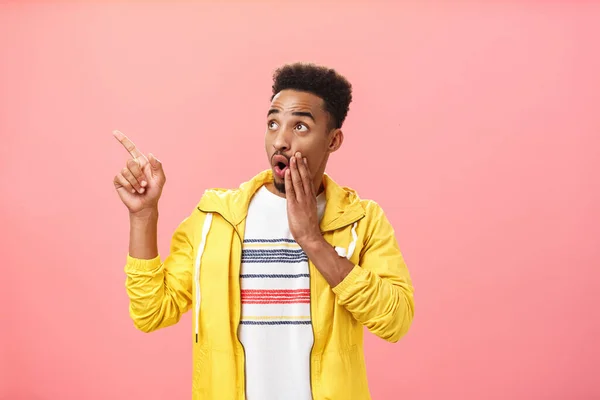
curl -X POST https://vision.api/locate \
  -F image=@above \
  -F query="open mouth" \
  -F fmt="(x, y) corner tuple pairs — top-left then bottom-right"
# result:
(272, 155), (289, 178)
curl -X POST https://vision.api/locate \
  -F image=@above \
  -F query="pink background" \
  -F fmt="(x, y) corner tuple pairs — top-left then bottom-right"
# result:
(1, 2), (598, 399)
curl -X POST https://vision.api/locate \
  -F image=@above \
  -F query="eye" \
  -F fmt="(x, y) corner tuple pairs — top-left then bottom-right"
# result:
(268, 121), (279, 130)
(295, 123), (308, 132)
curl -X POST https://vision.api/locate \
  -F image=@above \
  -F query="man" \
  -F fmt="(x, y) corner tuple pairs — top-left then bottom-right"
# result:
(114, 62), (415, 400)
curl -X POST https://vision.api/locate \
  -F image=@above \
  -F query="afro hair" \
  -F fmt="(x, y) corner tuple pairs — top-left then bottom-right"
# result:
(271, 62), (353, 129)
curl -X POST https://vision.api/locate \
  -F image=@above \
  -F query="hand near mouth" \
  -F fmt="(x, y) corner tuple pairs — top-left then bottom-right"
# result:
(285, 152), (323, 249)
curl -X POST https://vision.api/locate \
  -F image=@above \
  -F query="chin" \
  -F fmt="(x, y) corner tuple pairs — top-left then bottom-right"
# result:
(273, 179), (286, 194)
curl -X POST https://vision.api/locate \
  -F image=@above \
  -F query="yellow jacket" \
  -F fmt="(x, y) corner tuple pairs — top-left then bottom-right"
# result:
(125, 170), (415, 399)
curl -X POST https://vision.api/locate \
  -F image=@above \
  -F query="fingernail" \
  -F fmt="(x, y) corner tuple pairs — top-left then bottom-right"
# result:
(139, 188), (145, 194)
(131, 189), (136, 194)
(303, 158), (307, 164)
(141, 181), (147, 187)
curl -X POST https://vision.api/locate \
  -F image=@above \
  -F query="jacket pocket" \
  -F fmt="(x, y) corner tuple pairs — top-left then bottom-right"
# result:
(320, 345), (370, 400)
(192, 344), (210, 398)
(192, 347), (240, 399)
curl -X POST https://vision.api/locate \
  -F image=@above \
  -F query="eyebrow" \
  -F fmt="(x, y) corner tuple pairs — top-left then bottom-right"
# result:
(292, 111), (315, 122)
(267, 109), (315, 122)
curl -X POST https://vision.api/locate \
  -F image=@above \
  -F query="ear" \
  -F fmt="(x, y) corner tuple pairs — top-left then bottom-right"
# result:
(328, 129), (344, 153)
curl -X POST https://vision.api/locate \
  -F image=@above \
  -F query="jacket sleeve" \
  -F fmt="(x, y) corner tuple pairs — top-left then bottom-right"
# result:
(332, 202), (415, 343)
(124, 214), (196, 333)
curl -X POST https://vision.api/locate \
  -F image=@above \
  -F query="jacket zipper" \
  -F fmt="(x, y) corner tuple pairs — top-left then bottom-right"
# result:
(308, 258), (315, 400)
(309, 215), (365, 400)
(232, 227), (247, 400)
(197, 207), (247, 399)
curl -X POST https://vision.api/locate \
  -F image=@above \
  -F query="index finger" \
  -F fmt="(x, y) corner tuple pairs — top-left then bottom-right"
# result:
(297, 153), (314, 195)
(113, 130), (143, 159)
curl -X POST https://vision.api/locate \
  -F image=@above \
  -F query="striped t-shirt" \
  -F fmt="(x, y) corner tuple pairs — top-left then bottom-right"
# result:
(239, 185), (326, 400)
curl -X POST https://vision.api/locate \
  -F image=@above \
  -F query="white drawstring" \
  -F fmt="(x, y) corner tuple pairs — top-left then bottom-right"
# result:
(346, 222), (358, 260)
(194, 212), (213, 343)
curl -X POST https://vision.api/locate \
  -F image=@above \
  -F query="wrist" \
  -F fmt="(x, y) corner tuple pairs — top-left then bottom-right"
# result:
(299, 235), (329, 255)
(130, 208), (159, 224)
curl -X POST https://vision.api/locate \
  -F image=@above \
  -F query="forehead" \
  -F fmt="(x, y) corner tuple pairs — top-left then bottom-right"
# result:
(269, 90), (326, 116)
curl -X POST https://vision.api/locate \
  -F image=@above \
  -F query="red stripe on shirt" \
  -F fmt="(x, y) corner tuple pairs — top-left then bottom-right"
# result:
(241, 289), (310, 304)
(242, 299), (311, 304)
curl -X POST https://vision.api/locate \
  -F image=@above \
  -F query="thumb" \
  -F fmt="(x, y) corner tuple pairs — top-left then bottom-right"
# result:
(148, 153), (164, 174)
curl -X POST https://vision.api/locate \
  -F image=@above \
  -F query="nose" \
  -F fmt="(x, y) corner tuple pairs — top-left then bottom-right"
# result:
(272, 125), (292, 152)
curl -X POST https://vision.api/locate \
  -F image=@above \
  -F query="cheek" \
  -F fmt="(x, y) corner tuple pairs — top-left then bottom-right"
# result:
(294, 137), (328, 165)
(303, 149), (328, 173)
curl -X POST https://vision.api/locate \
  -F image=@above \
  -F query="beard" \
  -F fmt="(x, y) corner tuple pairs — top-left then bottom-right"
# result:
(273, 177), (286, 194)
